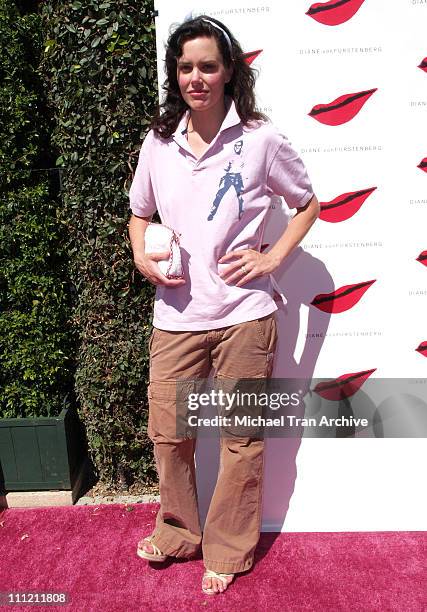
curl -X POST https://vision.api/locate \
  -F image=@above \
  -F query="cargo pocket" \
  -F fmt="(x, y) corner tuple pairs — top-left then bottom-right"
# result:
(147, 380), (192, 442)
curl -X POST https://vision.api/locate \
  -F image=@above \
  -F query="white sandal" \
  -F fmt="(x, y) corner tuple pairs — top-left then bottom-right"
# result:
(136, 535), (168, 562)
(202, 569), (234, 594)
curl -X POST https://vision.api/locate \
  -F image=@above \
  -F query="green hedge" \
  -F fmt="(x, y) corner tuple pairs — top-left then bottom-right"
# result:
(39, 0), (160, 487)
(0, 0), (75, 419)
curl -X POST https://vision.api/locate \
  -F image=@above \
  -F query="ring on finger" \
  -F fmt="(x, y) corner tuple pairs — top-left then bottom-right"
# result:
(241, 264), (247, 274)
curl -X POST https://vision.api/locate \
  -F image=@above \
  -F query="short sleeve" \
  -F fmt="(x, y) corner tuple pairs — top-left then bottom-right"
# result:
(128, 130), (157, 217)
(266, 134), (314, 209)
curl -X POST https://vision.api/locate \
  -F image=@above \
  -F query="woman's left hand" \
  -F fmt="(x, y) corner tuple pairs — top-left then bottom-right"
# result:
(218, 249), (278, 287)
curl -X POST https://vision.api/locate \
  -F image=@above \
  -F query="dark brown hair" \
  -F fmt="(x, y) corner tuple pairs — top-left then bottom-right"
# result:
(149, 15), (269, 138)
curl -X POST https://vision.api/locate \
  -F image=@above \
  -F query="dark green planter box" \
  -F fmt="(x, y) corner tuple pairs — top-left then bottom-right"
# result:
(0, 407), (86, 492)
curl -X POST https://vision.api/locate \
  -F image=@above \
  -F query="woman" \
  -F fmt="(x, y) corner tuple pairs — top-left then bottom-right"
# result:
(128, 15), (319, 595)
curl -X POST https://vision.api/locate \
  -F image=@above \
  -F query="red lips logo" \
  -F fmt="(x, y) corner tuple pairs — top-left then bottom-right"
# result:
(418, 57), (427, 73)
(242, 49), (262, 65)
(309, 89), (377, 125)
(319, 187), (376, 223)
(416, 250), (427, 267)
(311, 279), (376, 313)
(415, 342), (427, 358)
(313, 368), (376, 400)
(417, 157), (427, 173)
(306, 0), (366, 26)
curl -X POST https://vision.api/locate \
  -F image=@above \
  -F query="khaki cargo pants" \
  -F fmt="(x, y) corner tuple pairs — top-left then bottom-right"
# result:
(146, 311), (277, 574)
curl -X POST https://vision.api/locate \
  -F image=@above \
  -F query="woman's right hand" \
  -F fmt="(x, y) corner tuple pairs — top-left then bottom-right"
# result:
(134, 251), (186, 287)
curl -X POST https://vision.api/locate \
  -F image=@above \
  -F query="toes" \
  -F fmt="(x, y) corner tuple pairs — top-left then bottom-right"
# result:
(203, 574), (234, 594)
(203, 577), (220, 593)
(202, 577), (223, 593)
(138, 541), (153, 553)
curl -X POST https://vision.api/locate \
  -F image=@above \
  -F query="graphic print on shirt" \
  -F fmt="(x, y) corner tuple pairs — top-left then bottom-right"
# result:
(207, 139), (245, 221)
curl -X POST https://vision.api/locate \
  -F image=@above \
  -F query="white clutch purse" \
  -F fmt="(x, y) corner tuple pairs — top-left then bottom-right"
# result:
(144, 222), (184, 279)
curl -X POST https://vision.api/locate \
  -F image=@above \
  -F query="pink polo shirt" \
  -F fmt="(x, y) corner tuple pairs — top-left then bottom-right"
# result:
(129, 96), (314, 331)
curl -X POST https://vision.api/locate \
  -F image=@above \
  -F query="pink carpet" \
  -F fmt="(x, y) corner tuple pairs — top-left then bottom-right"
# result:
(0, 503), (425, 611)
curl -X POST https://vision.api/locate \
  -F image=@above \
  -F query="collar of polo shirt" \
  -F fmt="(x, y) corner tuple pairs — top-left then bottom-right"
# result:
(173, 95), (241, 147)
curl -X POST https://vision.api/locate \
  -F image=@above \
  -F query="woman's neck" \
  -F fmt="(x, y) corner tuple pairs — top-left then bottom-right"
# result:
(187, 98), (228, 143)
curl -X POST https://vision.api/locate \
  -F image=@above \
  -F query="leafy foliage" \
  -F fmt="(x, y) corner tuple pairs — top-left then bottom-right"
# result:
(0, 0), (75, 420)
(39, 0), (160, 486)
(1, 0), (160, 487)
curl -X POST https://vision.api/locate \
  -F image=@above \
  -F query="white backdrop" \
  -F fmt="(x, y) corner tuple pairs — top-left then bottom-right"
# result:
(153, 0), (427, 531)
